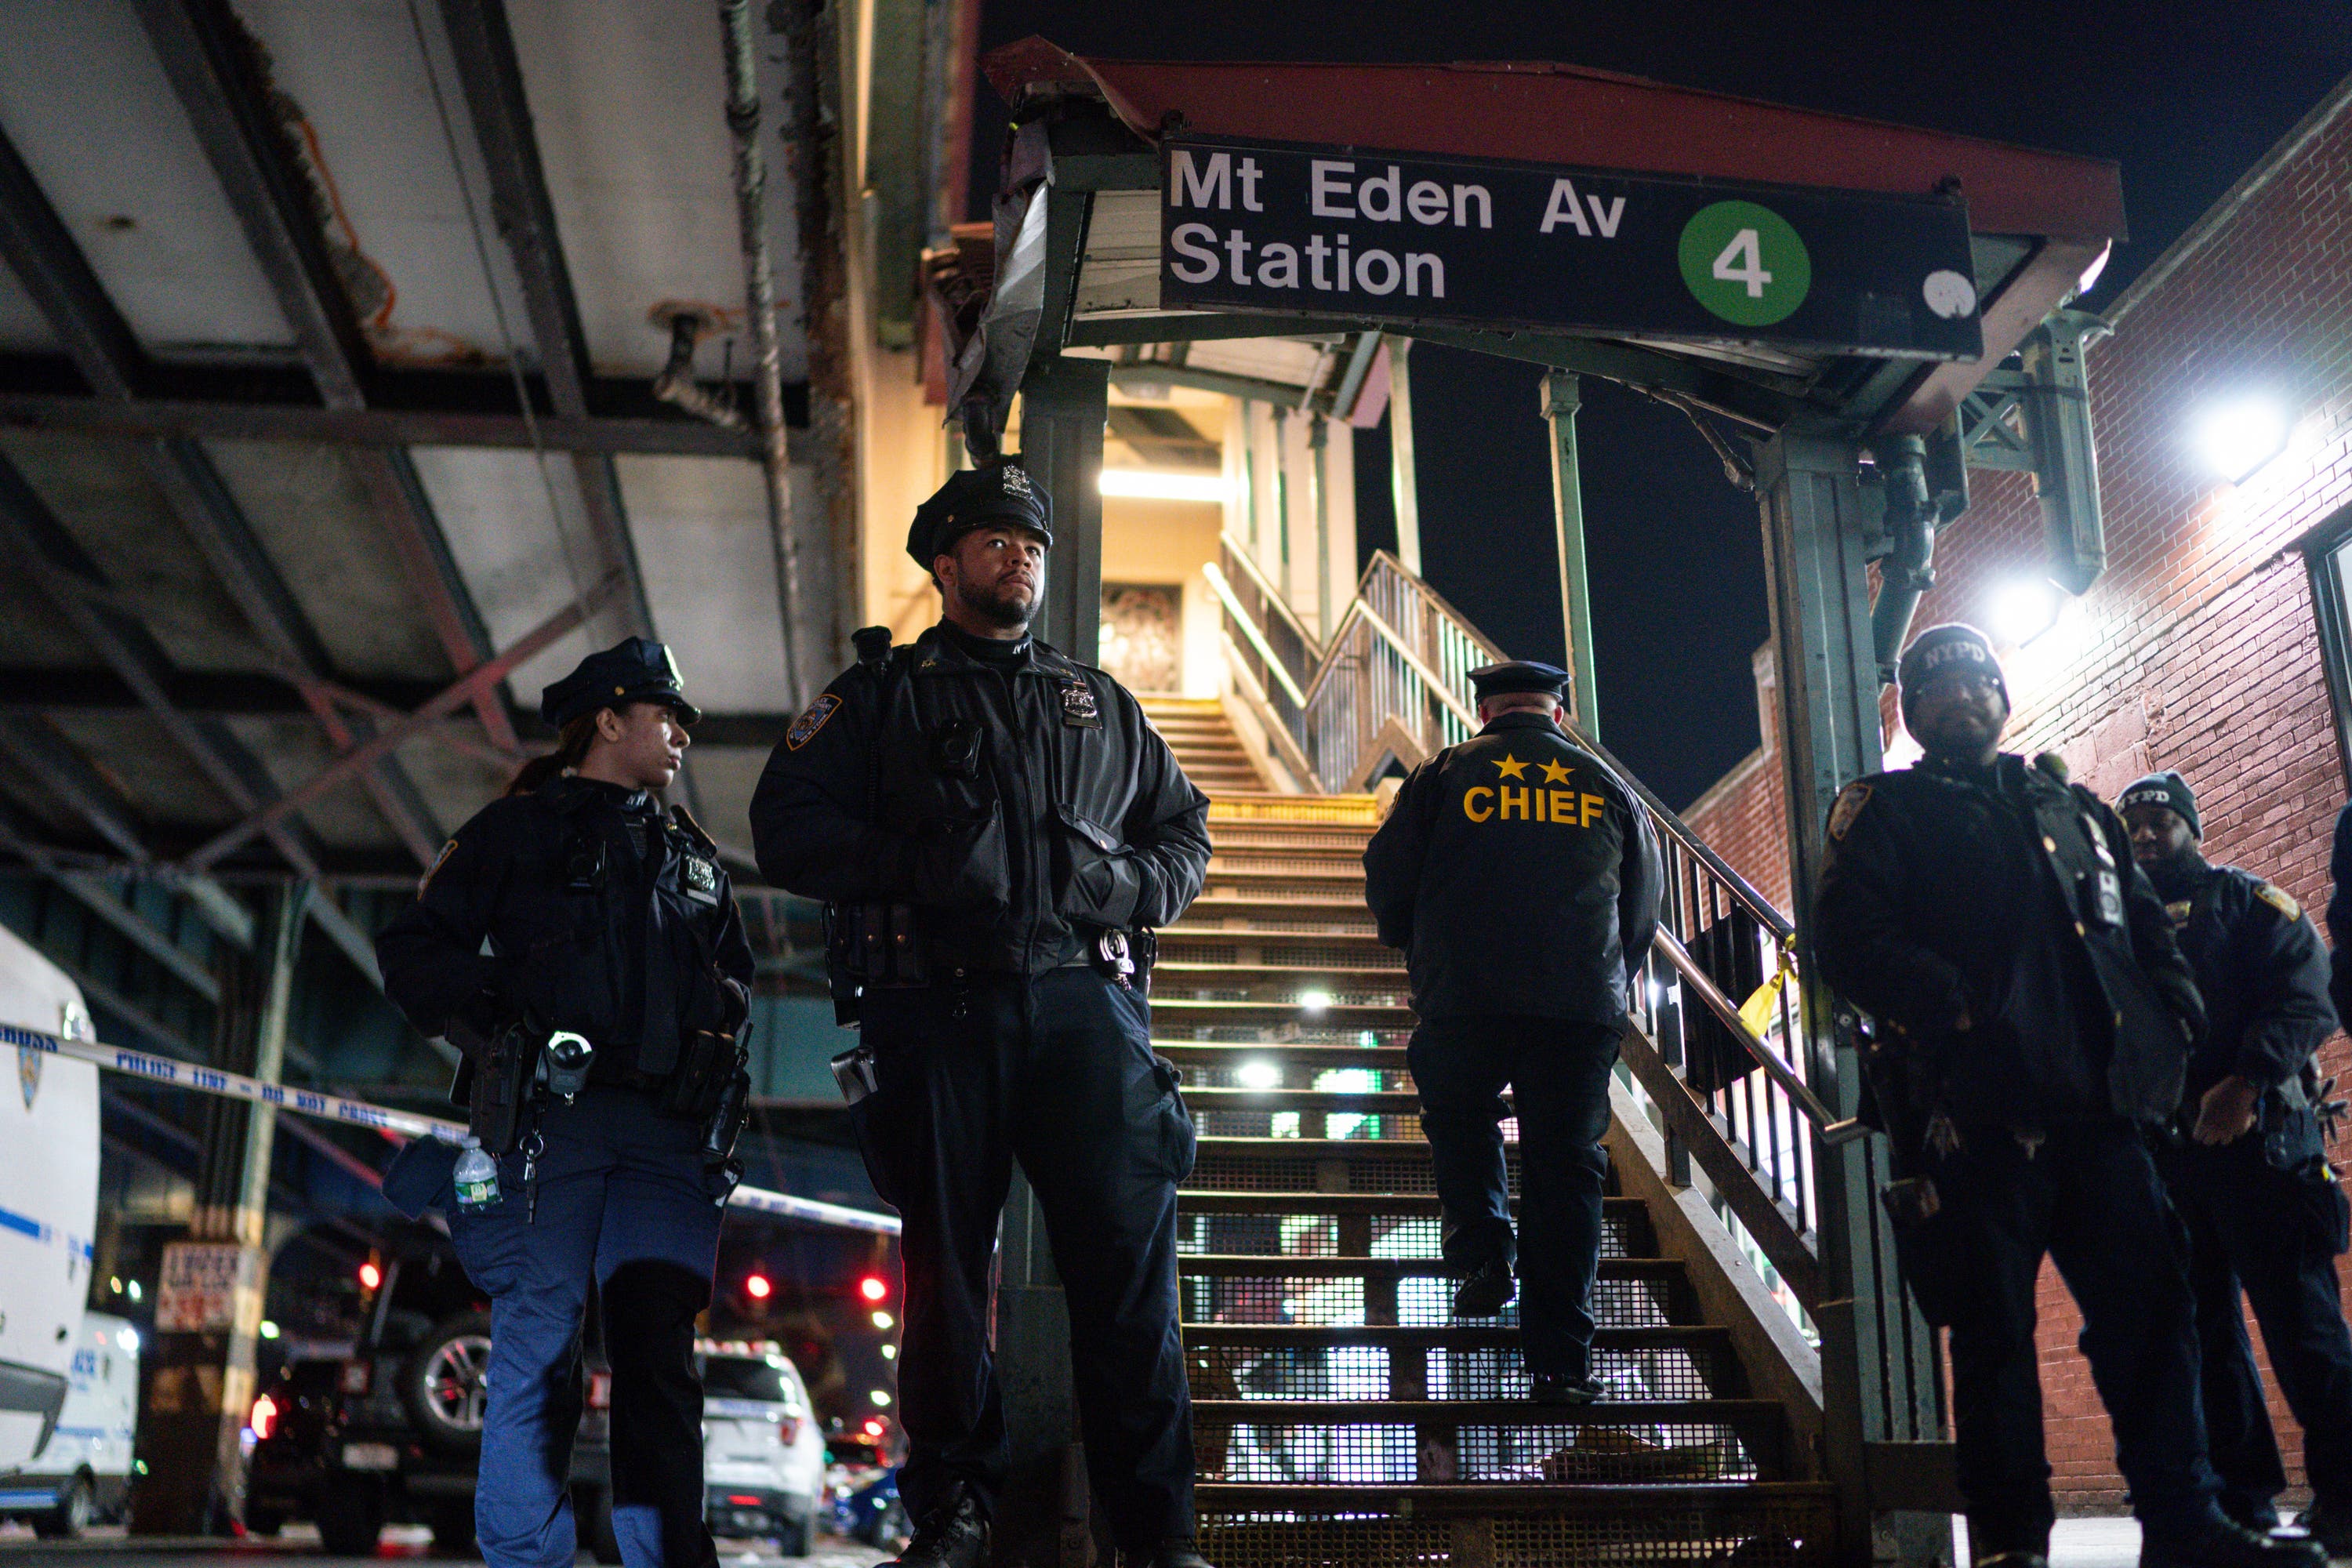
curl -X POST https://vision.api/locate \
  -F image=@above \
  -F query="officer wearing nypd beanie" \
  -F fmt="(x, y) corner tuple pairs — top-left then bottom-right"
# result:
(1812, 624), (2325, 1568)
(1362, 660), (1661, 1403)
(377, 637), (753, 1568)
(749, 461), (1212, 1568)
(2119, 769), (2352, 1549)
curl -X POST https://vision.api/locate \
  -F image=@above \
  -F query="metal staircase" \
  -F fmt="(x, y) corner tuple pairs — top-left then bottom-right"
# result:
(1138, 692), (1845, 1566)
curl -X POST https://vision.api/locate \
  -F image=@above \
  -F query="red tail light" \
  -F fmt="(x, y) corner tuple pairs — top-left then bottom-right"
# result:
(777, 1415), (802, 1446)
(339, 1361), (372, 1396)
(586, 1370), (612, 1410)
(250, 1393), (278, 1441)
(726, 1495), (762, 1506)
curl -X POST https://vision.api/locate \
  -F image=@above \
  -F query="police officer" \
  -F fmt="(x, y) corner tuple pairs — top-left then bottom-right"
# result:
(1360, 660), (1661, 1403)
(1813, 624), (2320, 1568)
(376, 637), (754, 1568)
(748, 461), (1213, 1568)
(2122, 771), (2352, 1549)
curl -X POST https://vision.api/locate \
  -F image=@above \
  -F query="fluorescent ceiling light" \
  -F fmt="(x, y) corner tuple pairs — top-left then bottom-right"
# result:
(2194, 396), (2293, 485)
(1098, 468), (1229, 503)
(1235, 1058), (1281, 1091)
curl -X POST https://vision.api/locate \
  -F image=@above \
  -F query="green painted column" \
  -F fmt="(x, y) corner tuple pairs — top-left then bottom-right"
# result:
(1542, 371), (1600, 738)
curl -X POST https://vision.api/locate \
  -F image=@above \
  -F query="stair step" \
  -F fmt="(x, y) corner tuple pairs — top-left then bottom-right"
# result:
(1179, 1254), (1680, 1282)
(1183, 1322), (1723, 1351)
(1151, 998), (1412, 1025)
(1192, 1481), (1835, 1544)
(1156, 1043), (1412, 1070)
(1185, 1088), (1432, 1114)
(1178, 1192), (1643, 1218)
(1157, 960), (1410, 985)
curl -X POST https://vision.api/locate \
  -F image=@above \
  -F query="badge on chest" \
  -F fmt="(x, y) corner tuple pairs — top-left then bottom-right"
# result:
(1061, 680), (1102, 729)
(681, 854), (720, 906)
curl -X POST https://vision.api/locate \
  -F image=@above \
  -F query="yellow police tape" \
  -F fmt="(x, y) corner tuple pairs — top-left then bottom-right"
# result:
(2, 1018), (899, 1236)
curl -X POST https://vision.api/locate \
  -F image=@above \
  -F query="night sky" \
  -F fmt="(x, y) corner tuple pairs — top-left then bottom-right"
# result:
(969, 3), (2352, 808)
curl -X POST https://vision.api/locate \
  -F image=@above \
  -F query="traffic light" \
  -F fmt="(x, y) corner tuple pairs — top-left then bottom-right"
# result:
(358, 1261), (382, 1291)
(745, 1272), (773, 1301)
(858, 1274), (888, 1304)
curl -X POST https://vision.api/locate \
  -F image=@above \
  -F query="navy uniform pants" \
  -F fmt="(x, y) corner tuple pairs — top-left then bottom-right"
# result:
(1895, 1119), (2227, 1557)
(446, 1085), (729, 1568)
(2158, 1134), (2352, 1524)
(854, 967), (1196, 1549)
(1406, 1015), (1621, 1381)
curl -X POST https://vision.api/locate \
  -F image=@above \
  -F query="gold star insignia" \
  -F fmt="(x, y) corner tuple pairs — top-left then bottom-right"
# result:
(1539, 759), (1572, 785)
(1494, 754), (1529, 780)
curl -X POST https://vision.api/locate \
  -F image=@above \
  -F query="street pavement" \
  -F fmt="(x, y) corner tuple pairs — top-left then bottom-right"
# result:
(0, 1524), (895, 1568)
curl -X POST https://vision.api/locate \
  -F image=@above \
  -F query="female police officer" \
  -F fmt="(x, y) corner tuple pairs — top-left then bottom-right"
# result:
(376, 637), (753, 1568)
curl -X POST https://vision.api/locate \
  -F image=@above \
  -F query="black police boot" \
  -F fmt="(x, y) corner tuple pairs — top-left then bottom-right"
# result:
(2141, 1515), (2328, 1568)
(1453, 1256), (1515, 1317)
(1530, 1372), (1604, 1405)
(1122, 1541), (1216, 1568)
(2296, 1500), (2352, 1557)
(887, 1483), (988, 1568)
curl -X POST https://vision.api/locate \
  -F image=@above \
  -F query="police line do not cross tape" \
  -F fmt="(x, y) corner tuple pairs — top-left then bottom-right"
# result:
(2, 1020), (899, 1236)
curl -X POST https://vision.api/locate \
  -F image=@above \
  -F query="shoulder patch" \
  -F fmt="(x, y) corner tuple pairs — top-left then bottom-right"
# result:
(785, 692), (842, 750)
(2256, 884), (2303, 921)
(419, 837), (458, 895)
(1827, 781), (1873, 841)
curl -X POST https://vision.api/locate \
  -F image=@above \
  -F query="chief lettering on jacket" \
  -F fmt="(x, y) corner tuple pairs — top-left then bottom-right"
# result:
(1459, 753), (1610, 827)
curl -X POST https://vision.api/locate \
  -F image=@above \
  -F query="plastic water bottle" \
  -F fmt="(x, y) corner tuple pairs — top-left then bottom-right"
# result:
(453, 1137), (499, 1213)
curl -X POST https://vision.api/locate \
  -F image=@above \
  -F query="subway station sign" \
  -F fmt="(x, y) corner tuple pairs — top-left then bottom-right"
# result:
(1158, 136), (1984, 360)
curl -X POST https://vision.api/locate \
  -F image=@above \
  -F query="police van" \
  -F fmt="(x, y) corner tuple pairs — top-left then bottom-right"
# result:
(0, 923), (110, 1534)
(0, 1312), (140, 1537)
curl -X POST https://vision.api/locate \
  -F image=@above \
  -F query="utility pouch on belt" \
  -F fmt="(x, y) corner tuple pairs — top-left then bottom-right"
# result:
(659, 1025), (746, 1121)
(855, 901), (928, 988)
(823, 902), (861, 1025)
(701, 1060), (752, 1165)
(469, 1022), (540, 1156)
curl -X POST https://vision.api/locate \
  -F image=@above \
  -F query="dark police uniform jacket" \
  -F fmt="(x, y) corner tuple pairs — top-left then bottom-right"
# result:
(378, 775), (754, 1080)
(1361, 710), (1662, 1023)
(2154, 857), (2336, 1150)
(748, 624), (1211, 975)
(1813, 752), (2205, 1127)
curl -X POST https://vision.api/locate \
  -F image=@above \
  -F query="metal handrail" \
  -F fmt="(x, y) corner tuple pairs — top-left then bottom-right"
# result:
(1201, 562), (1309, 707)
(1208, 535), (1832, 1272)
(1215, 531), (1322, 661)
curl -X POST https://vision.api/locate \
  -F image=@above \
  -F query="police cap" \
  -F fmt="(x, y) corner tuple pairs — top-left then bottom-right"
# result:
(906, 461), (1053, 568)
(1468, 661), (1570, 700)
(539, 636), (701, 730)
(2119, 770), (2201, 840)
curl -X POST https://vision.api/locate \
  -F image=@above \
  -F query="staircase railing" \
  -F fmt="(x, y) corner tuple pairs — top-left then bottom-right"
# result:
(1206, 533), (1846, 1323)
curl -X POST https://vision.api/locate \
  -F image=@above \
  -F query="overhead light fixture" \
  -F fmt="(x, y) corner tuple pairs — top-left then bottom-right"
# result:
(2075, 241), (2112, 296)
(2194, 396), (2292, 485)
(1990, 579), (2063, 647)
(1298, 989), (1333, 1015)
(1235, 1059), (1281, 1091)
(1098, 468), (1230, 503)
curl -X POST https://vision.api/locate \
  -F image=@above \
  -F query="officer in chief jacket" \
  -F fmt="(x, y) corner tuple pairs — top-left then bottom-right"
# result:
(377, 638), (753, 1568)
(1813, 625), (2325, 1568)
(749, 462), (1213, 1568)
(1362, 660), (1661, 1405)
(2120, 770), (2352, 1548)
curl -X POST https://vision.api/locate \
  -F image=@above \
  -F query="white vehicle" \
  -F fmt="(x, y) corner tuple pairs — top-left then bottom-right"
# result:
(697, 1340), (826, 1556)
(0, 927), (101, 1488)
(0, 1312), (140, 1537)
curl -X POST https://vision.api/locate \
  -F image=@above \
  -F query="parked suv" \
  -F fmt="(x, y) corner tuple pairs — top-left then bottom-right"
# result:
(245, 1224), (618, 1559)
(698, 1340), (826, 1555)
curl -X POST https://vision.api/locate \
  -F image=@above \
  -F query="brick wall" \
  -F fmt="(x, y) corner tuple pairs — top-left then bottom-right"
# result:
(1682, 82), (2352, 1509)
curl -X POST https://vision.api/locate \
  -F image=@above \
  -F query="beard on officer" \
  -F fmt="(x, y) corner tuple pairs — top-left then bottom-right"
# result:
(749, 462), (1214, 1568)
(1813, 624), (2322, 1568)
(376, 638), (755, 1568)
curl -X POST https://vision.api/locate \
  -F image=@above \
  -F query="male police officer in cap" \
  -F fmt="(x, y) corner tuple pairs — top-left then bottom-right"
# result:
(1361, 660), (1661, 1403)
(378, 637), (754, 1568)
(749, 461), (1214, 1568)
(2120, 770), (2352, 1549)
(1813, 624), (2321, 1568)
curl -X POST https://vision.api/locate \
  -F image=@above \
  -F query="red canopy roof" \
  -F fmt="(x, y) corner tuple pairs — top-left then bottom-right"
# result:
(985, 39), (2123, 242)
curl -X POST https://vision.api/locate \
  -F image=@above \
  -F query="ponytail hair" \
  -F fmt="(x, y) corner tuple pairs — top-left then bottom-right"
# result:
(506, 713), (602, 797)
